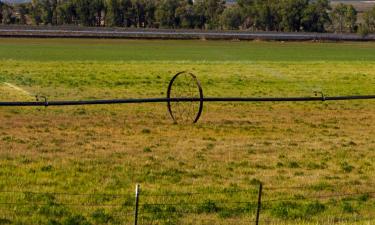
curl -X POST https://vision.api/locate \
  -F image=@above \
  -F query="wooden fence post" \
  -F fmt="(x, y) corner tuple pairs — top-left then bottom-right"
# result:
(134, 184), (140, 225)
(255, 183), (263, 225)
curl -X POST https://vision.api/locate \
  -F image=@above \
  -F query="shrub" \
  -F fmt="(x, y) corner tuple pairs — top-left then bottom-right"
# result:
(91, 209), (113, 224)
(141, 129), (151, 134)
(47, 219), (61, 225)
(341, 201), (355, 213)
(0, 219), (12, 225)
(197, 200), (220, 213)
(63, 215), (91, 225)
(271, 201), (301, 219)
(271, 201), (326, 219)
(143, 147), (152, 153)
(305, 201), (326, 215)
(358, 193), (370, 202)
(340, 162), (354, 173)
(357, 24), (370, 37)
(39, 202), (70, 217)
(288, 161), (300, 168)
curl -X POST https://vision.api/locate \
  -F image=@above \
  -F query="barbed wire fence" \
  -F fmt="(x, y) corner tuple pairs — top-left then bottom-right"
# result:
(0, 182), (374, 225)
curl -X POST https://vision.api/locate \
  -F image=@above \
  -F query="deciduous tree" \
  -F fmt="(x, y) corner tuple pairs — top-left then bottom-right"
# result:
(301, 0), (330, 32)
(221, 5), (242, 30)
(279, 0), (308, 32)
(363, 6), (375, 33)
(331, 3), (357, 33)
(155, 0), (180, 28)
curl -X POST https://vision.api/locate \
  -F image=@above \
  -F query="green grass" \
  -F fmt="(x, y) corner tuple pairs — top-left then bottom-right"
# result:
(1, 38), (375, 61)
(0, 38), (374, 225)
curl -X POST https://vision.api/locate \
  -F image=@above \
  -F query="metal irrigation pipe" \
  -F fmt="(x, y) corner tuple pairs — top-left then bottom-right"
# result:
(0, 71), (374, 123)
(1, 96), (375, 107)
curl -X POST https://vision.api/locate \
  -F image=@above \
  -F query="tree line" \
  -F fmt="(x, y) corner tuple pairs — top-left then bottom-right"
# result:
(1, 0), (375, 34)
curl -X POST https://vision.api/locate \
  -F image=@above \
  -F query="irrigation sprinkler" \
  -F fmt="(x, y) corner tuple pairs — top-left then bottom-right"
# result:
(1, 71), (375, 124)
(167, 71), (204, 124)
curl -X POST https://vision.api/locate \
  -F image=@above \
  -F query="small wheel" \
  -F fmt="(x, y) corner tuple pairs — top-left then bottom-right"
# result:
(167, 72), (204, 124)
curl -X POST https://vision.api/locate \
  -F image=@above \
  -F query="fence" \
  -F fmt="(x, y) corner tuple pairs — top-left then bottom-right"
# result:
(0, 182), (374, 225)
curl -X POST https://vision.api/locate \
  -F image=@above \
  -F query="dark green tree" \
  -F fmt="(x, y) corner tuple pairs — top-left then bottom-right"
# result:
(106, 0), (121, 26)
(220, 5), (242, 30)
(92, 0), (105, 26)
(51, 0), (58, 24)
(0, 1), (4, 23)
(0, 0), (365, 33)
(237, 0), (282, 31)
(40, 0), (53, 24)
(74, 0), (104, 26)
(175, 0), (195, 28)
(301, 0), (330, 32)
(204, 0), (225, 29)
(255, 0), (281, 31)
(17, 3), (30, 24)
(31, 0), (43, 25)
(142, 0), (156, 27)
(279, 0), (308, 32)
(58, 1), (77, 24)
(132, 0), (155, 27)
(193, 0), (206, 29)
(155, 0), (180, 28)
(118, 0), (133, 27)
(236, 0), (255, 29)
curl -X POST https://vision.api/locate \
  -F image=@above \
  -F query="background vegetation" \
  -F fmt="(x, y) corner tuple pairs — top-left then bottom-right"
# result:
(1, 0), (375, 34)
(0, 38), (374, 224)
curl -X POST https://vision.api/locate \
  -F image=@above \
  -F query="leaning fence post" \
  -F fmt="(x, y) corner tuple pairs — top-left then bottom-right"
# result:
(255, 183), (263, 225)
(134, 184), (140, 225)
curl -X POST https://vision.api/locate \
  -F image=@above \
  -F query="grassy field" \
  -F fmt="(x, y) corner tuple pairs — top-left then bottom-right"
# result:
(0, 38), (374, 225)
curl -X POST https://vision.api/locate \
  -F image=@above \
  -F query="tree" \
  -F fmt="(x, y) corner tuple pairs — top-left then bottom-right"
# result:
(106, 0), (121, 26)
(131, 0), (155, 28)
(237, 0), (254, 16)
(279, 0), (308, 32)
(301, 0), (330, 32)
(220, 5), (242, 30)
(0, 2), (4, 23)
(40, 0), (53, 25)
(1, 4), (13, 24)
(91, 0), (105, 26)
(254, 0), (281, 31)
(193, 0), (206, 29)
(237, 0), (283, 31)
(155, 0), (180, 28)
(31, 0), (43, 25)
(345, 4), (357, 32)
(331, 3), (357, 33)
(142, 0), (156, 27)
(0, 0), (364, 32)
(175, 0), (195, 29)
(204, 0), (225, 29)
(363, 6), (375, 33)
(118, 0), (133, 27)
(51, 0), (57, 25)
(76, 0), (90, 26)
(17, 3), (30, 24)
(237, 0), (251, 29)
(75, 0), (104, 26)
(58, 1), (77, 24)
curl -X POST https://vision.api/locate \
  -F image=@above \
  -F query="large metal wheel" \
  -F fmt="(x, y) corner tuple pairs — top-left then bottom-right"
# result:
(167, 72), (204, 124)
